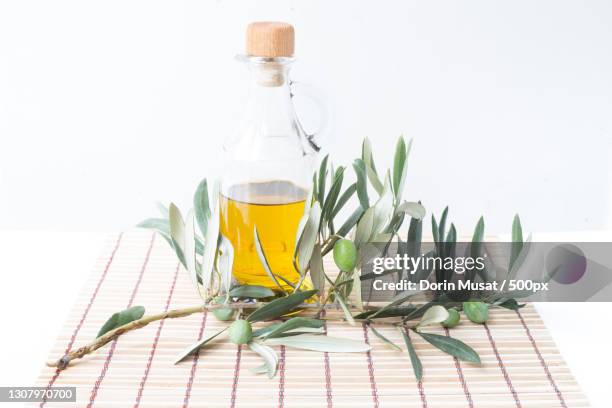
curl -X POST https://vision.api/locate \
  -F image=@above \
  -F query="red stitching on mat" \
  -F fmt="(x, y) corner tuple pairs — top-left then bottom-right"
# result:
(417, 381), (428, 408)
(182, 310), (208, 408)
(444, 328), (473, 407)
(40, 233), (123, 408)
(278, 345), (286, 408)
(484, 323), (522, 408)
(516, 309), (568, 408)
(361, 323), (380, 408)
(230, 345), (242, 408)
(133, 262), (180, 407)
(322, 311), (333, 408)
(87, 233), (156, 408)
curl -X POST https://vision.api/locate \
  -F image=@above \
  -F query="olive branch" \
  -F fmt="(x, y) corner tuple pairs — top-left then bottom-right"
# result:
(47, 136), (529, 382)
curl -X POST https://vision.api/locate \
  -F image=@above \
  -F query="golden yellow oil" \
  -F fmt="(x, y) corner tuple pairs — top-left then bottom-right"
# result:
(220, 180), (312, 292)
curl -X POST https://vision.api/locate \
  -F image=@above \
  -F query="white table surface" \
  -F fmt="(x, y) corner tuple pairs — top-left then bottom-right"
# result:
(0, 231), (610, 407)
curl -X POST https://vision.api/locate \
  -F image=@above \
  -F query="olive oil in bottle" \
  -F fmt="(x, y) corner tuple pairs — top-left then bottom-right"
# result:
(220, 181), (308, 290)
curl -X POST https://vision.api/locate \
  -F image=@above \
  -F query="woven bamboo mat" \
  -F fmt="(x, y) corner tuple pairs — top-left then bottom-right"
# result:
(34, 230), (589, 407)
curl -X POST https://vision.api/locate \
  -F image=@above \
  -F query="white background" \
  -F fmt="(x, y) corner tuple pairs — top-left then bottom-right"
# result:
(1, 0), (612, 233)
(1, 1), (612, 407)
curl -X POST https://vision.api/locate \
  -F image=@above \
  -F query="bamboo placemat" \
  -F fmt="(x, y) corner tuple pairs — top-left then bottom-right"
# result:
(34, 230), (589, 407)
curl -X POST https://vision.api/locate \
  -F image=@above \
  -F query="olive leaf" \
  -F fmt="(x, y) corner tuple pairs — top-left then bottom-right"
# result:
(252, 322), (324, 338)
(446, 240), (457, 281)
(254, 226), (287, 293)
(169, 203), (185, 251)
(336, 293), (356, 326)
(406, 215), (422, 260)
(472, 216), (485, 244)
(248, 341), (279, 378)
(137, 218), (171, 238)
(249, 364), (269, 375)
(247, 290), (318, 323)
(495, 298), (526, 310)
(183, 210), (204, 299)
(392, 136), (406, 197)
(296, 202), (321, 272)
(97, 306), (145, 338)
(402, 300), (444, 322)
(156, 202), (169, 217)
(438, 206), (449, 243)
(293, 186), (314, 255)
(354, 305), (417, 320)
(469, 216), (486, 281)
(369, 325), (401, 351)
(352, 268), (363, 311)
(168, 203), (187, 268)
(260, 317), (324, 339)
(431, 214), (439, 244)
(416, 305), (449, 330)
(294, 209), (310, 255)
(322, 167), (345, 222)
(397, 201), (426, 220)
(371, 173), (394, 237)
(137, 218), (180, 258)
(354, 207), (374, 247)
(372, 231), (393, 244)
(368, 290), (420, 319)
(271, 272), (297, 290)
(416, 332), (481, 364)
(509, 214), (523, 271)
(317, 155), (329, 205)
(138, 216), (205, 257)
(337, 207), (364, 237)
(362, 138), (384, 194)
(360, 266), (401, 281)
(264, 334), (370, 352)
(194, 178), (211, 237)
(174, 327), (228, 364)
(309, 243), (325, 292)
(229, 285), (275, 299)
(470, 216), (485, 260)
(445, 223), (457, 264)
(200, 180), (220, 294)
(392, 136), (412, 201)
(217, 235), (234, 295)
(400, 327), (423, 381)
(331, 183), (356, 219)
(509, 234), (532, 279)
(493, 289), (535, 300)
(353, 158), (370, 209)
(311, 171), (318, 206)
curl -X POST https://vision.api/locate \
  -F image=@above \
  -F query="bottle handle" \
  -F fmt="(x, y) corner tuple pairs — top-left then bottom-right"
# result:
(290, 80), (332, 153)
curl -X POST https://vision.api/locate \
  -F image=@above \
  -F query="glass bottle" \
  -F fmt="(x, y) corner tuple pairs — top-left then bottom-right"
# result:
(220, 22), (325, 291)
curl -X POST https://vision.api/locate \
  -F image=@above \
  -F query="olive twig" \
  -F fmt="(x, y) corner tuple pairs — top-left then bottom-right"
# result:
(46, 300), (399, 370)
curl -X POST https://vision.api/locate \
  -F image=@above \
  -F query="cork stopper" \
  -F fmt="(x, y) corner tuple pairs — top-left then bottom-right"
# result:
(246, 22), (294, 58)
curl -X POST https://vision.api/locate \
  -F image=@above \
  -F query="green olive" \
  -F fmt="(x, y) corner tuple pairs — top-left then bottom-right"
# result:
(212, 296), (235, 321)
(442, 308), (461, 328)
(228, 319), (253, 345)
(463, 301), (489, 324)
(333, 239), (358, 272)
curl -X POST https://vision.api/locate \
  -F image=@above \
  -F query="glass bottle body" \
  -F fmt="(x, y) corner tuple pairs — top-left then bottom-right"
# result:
(220, 57), (318, 291)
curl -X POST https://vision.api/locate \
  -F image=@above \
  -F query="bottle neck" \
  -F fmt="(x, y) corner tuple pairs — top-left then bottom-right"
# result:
(244, 58), (295, 127)
(249, 58), (292, 87)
